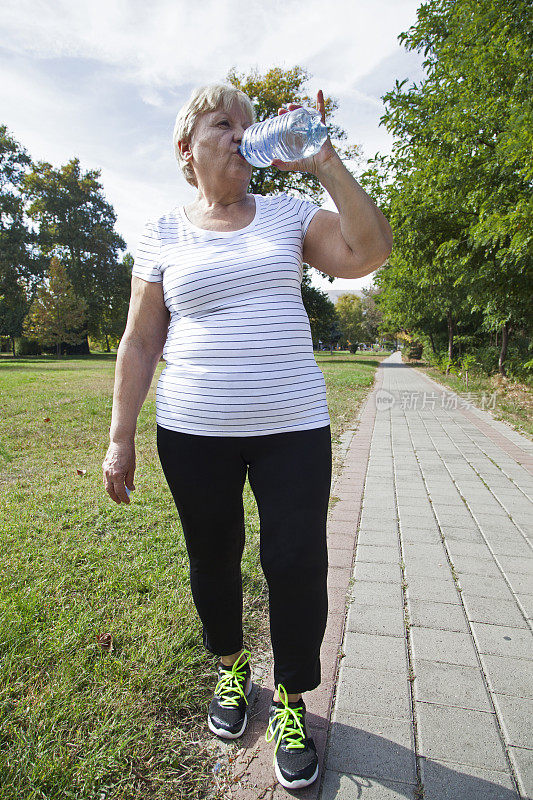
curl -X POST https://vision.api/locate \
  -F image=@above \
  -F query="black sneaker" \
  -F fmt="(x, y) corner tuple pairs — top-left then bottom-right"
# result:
(207, 650), (253, 739)
(265, 684), (319, 789)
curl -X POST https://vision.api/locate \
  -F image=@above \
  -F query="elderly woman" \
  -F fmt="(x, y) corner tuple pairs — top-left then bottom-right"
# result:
(102, 83), (392, 790)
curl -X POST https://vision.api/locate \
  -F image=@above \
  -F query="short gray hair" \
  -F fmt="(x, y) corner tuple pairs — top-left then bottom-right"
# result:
(173, 83), (256, 187)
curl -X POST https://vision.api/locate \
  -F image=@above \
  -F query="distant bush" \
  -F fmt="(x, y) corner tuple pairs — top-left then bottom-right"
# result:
(15, 337), (41, 356)
(407, 342), (423, 359)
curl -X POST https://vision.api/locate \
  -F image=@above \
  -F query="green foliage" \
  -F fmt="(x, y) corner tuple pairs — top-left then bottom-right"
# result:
(301, 274), (337, 347)
(226, 65), (361, 205)
(14, 336), (40, 356)
(335, 293), (364, 349)
(360, 0), (532, 375)
(407, 342), (423, 359)
(23, 257), (88, 355)
(23, 157), (127, 347)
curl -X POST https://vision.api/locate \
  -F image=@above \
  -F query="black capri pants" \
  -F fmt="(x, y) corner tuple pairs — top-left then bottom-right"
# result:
(156, 422), (332, 694)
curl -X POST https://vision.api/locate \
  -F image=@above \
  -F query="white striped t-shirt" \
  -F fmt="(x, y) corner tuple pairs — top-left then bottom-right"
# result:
(132, 191), (331, 437)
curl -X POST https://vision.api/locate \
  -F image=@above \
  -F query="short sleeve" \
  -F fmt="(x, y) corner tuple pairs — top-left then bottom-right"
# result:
(132, 221), (163, 283)
(283, 193), (321, 240)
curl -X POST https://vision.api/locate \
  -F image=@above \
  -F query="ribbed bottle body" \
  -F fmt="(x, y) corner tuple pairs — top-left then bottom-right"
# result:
(239, 107), (327, 168)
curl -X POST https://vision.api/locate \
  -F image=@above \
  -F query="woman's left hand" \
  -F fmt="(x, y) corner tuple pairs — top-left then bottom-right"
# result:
(270, 89), (337, 176)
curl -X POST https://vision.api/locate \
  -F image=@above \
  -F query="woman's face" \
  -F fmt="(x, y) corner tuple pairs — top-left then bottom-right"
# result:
(184, 101), (252, 185)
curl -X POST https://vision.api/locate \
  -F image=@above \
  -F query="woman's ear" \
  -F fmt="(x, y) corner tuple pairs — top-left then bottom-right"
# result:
(178, 139), (192, 162)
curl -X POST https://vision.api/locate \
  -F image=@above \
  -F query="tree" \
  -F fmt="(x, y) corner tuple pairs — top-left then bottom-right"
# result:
(360, 286), (384, 344)
(23, 158), (126, 353)
(369, 0), (533, 375)
(91, 252), (132, 352)
(335, 294), (364, 351)
(300, 270), (337, 349)
(23, 257), (88, 357)
(0, 126), (37, 353)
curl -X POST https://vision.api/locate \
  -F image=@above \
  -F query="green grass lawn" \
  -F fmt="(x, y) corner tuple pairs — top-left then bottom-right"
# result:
(0, 351), (387, 799)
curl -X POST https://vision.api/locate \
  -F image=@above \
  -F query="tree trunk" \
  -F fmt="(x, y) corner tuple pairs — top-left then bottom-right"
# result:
(105, 334), (110, 353)
(446, 310), (454, 374)
(498, 322), (510, 377)
(429, 332), (437, 355)
(11, 337), (15, 357)
(56, 341), (61, 357)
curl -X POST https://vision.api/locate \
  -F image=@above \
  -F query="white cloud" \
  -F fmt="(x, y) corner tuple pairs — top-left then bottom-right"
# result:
(1, 0), (424, 280)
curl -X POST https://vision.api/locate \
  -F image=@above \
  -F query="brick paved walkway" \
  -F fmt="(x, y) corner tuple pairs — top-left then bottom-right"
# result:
(224, 351), (532, 800)
(321, 352), (533, 800)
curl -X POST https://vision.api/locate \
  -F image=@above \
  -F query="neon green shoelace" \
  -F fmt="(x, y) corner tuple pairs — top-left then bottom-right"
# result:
(214, 650), (251, 709)
(265, 684), (306, 763)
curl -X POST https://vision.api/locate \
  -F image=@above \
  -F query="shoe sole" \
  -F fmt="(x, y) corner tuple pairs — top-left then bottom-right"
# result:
(274, 757), (319, 790)
(207, 675), (253, 740)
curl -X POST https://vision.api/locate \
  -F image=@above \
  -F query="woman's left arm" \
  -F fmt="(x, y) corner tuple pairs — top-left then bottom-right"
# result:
(312, 151), (393, 271)
(271, 90), (393, 279)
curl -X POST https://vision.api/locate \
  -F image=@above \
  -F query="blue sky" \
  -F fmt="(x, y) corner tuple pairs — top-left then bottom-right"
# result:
(2, 0), (426, 293)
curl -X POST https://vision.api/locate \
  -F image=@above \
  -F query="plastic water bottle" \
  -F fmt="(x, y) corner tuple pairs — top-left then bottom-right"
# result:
(238, 106), (328, 168)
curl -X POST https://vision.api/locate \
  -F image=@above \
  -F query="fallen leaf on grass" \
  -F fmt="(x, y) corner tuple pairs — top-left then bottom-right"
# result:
(76, 469), (87, 476)
(96, 633), (113, 651)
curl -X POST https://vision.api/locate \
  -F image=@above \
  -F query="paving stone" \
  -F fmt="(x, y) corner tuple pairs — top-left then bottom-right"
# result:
(445, 540), (495, 560)
(328, 566), (351, 589)
(506, 572), (533, 595)
(328, 535), (357, 554)
(458, 575), (516, 601)
(343, 631), (408, 673)
(470, 622), (533, 659)
(462, 595), (528, 628)
(492, 694), (533, 749)
(354, 561), (402, 584)
(349, 580), (404, 609)
(439, 526), (485, 543)
(326, 713), (417, 784)
(408, 599), (469, 633)
(404, 556), (453, 580)
(398, 514), (437, 530)
(320, 770), (418, 799)
(410, 628), (479, 668)
(419, 758), (519, 799)
(405, 576), (461, 604)
(355, 544), (400, 563)
(451, 554), (503, 578)
(346, 603), (406, 638)
(497, 556), (533, 575)
(402, 542), (447, 560)
(434, 511), (476, 529)
(334, 663), (411, 719)
(399, 527), (442, 543)
(472, 513), (517, 531)
(480, 653), (533, 699)
(413, 660), (492, 711)
(358, 529), (401, 546)
(507, 746), (533, 799)
(415, 703), (508, 770)
(517, 593), (533, 618)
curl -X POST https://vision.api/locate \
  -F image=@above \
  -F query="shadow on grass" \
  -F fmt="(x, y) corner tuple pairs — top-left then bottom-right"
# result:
(0, 353), (118, 370)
